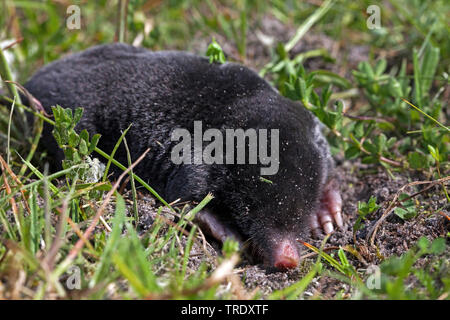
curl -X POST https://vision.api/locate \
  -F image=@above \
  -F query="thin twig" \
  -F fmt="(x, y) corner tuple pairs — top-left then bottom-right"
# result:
(343, 113), (396, 123)
(1, 38), (23, 51)
(0, 158), (21, 236)
(0, 153), (31, 215)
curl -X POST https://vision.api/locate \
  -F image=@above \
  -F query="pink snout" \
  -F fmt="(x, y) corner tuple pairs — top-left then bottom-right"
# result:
(273, 239), (300, 270)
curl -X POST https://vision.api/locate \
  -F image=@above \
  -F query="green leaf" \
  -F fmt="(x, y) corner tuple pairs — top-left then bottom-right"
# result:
(394, 207), (409, 219)
(89, 134), (101, 153)
(312, 70), (352, 89)
(417, 237), (430, 251)
(52, 130), (62, 146)
(420, 45), (440, 95)
(59, 125), (69, 145)
(321, 84), (332, 107)
(222, 238), (240, 258)
(374, 59), (387, 76)
(73, 107), (83, 125)
(386, 137), (397, 148)
(363, 140), (377, 154)
(79, 129), (89, 144)
(394, 193), (416, 220)
(388, 77), (403, 97)
(427, 145), (440, 162)
(51, 106), (60, 123)
(345, 146), (360, 159)
(64, 147), (74, 161)
(90, 192), (126, 286)
(355, 122), (365, 138)
(375, 133), (387, 154)
(206, 37), (226, 64)
(362, 155), (378, 164)
(68, 131), (80, 147)
(408, 151), (429, 169)
(413, 48), (423, 107)
(64, 108), (73, 122)
(73, 150), (81, 163)
(338, 248), (350, 268)
(268, 266), (317, 300)
(354, 196), (380, 232)
(333, 100), (344, 129)
(79, 139), (88, 156)
(430, 238), (445, 254)
(360, 61), (375, 79)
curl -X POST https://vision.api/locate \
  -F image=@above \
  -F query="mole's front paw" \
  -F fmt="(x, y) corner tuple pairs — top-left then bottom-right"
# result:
(194, 209), (243, 245)
(310, 180), (343, 237)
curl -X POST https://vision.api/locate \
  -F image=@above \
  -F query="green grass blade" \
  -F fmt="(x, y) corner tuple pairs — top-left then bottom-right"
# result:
(285, 0), (334, 52)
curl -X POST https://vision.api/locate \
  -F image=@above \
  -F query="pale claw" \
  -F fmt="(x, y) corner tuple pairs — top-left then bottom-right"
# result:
(318, 205), (334, 235)
(309, 212), (322, 238)
(310, 180), (343, 236)
(333, 209), (343, 229)
(325, 185), (343, 229)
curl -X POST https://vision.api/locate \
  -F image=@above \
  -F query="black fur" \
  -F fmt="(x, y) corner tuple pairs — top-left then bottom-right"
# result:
(23, 43), (334, 264)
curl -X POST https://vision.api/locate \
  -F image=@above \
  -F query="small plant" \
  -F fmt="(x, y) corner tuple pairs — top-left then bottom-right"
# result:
(275, 40), (448, 179)
(300, 236), (448, 299)
(376, 237), (448, 299)
(354, 196), (381, 234)
(206, 38), (226, 64)
(303, 241), (360, 280)
(51, 106), (102, 184)
(222, 238), (240, 258)
(393, 193), (417, 220)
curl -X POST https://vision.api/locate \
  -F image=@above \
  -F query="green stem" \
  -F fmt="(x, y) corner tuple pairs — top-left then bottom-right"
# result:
(0, 46), (22, 105)
(0, 45), (29, 137)
(285, 0), (334, 52)
(402, 98), (449, 132)
(19, 116), (43, 177)
(116, 0), (128, 43)
(123, 135), (139, 224)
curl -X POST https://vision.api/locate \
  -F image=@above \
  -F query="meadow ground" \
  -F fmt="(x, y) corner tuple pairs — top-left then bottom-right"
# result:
(0, 0), (448, 299)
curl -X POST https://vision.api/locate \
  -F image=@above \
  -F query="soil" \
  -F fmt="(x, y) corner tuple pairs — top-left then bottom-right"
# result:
(125, 158), (448, 298)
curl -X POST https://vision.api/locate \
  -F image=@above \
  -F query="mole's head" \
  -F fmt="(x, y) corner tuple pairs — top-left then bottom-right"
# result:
(231, 112), (332, 270)
(188, 95), (336, 270)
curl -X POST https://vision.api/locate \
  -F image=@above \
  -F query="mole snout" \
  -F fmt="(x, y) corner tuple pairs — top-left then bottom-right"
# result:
(273, 239), (300, 270)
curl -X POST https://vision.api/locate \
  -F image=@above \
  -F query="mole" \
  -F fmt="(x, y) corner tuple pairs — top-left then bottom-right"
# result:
(22, 43), (343, 270)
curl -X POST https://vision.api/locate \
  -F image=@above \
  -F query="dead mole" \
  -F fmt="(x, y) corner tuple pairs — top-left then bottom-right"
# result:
(23, 43), (343, 270)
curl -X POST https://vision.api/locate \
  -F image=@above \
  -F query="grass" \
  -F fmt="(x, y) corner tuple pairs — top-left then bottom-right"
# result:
(0, 0), (449, 299)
